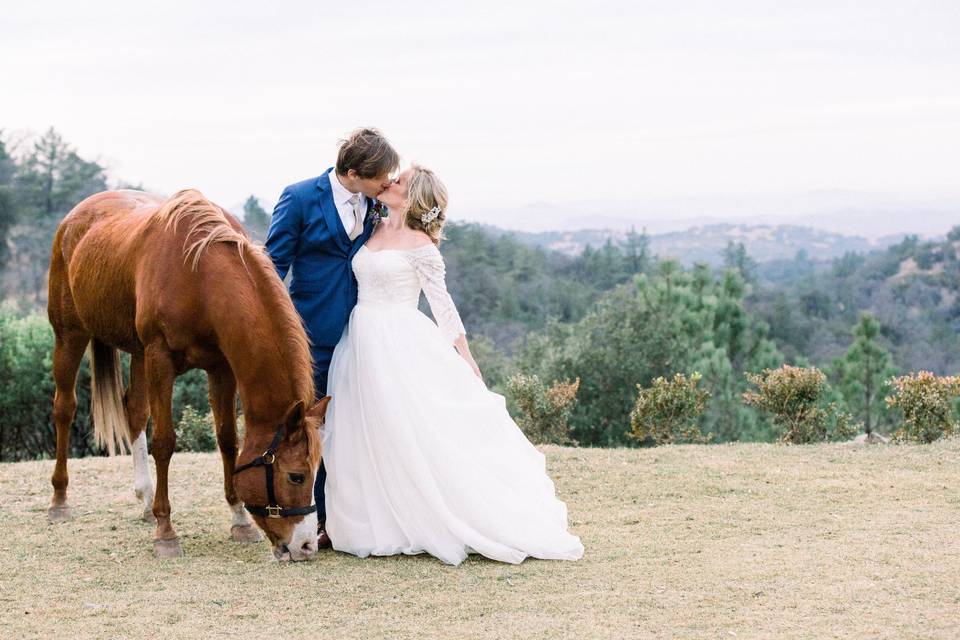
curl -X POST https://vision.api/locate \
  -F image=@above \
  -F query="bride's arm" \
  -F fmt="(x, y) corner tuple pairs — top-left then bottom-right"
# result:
(408, 245), (483, 380)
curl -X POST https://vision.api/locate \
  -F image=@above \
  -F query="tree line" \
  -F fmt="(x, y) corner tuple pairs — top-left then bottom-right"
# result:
(0, 128), (956, 459)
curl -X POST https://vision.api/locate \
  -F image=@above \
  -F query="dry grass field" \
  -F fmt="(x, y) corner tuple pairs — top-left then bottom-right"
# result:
(1, 440), (958, 639)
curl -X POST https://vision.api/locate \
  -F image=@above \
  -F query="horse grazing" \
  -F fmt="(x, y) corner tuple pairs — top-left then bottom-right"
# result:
(47, 188), (326, 560)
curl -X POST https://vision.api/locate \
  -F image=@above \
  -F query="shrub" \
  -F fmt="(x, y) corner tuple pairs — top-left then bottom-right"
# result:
(467, 334), (512, 394)
(507, 374), (579, 445)
(743, 365), (857, 443)
(0, 306), (96, 461)
(171, 368), (211, 425)
(174, 405), (217, 452)
(885, 372), (960, 443)
(629, 372), (712, 445)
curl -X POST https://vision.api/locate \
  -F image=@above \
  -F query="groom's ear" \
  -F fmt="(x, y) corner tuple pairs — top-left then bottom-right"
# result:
(307, 396), (332, 423)
(283, 400), (306, 441)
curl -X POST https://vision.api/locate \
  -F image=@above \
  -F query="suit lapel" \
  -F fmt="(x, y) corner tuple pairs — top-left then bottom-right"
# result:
(317, 170), (351, 254)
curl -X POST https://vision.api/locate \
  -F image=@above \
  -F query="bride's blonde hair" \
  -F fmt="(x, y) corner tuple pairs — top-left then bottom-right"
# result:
(403, 164), (448, 246)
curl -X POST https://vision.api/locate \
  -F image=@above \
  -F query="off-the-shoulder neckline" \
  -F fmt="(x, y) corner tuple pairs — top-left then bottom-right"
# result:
(361, 243), (437, 255)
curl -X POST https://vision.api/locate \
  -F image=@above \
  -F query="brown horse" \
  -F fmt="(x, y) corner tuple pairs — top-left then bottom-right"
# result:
(47, 188), (327, 560)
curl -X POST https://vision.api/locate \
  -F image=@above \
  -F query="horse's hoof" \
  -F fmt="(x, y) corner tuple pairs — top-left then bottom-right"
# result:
(231, 524), (263, 543)
(48, 505), (72, 523)
(142, 508), (157, 524)
(154, 537), (184, 559)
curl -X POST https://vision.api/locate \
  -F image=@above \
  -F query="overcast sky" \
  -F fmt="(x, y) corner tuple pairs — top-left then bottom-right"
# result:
(2, 1), (959, 231)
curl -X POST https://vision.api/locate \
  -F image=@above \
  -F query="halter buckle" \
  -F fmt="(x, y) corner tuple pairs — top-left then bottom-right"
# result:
(265, 505), (283, 518)
(262, 451), (276, 465)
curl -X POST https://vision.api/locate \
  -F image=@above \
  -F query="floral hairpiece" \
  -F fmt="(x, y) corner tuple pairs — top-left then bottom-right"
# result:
(421, 206), (441, 225)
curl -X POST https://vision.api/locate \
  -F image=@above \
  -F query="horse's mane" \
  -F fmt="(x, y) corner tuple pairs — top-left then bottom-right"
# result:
(153, 189), (315, 405)
(154, 188), (248, 271)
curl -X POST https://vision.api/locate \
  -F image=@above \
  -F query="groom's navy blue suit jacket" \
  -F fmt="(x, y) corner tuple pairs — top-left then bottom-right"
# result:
(265, 168), (376, 396)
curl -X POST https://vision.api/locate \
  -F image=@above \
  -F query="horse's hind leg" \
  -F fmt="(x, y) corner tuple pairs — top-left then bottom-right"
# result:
(208, 366), (262, 543)
(126, 352), (155, 522)
(49, 330), (91, 523)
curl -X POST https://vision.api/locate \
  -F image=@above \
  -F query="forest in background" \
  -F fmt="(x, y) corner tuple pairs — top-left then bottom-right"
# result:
(2, 129), (959, 459)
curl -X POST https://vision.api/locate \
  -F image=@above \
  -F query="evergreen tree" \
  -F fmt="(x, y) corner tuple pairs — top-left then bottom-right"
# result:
(11, 128), (107, 299)
(242, 195), (270, 242)
(519, 259), (783, 445)
(0, 136), (16, 264)
(723, 240), (757, 284)
(833, 313), (897, 434)
(697, 269), (781, 441)
(624, 226), (650, 274)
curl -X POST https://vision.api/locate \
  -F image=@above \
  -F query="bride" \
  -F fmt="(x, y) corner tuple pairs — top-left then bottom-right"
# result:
(323, 164), (584, 566)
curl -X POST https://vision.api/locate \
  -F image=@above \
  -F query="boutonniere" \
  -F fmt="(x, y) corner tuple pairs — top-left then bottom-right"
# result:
(368, 201), (388, 227)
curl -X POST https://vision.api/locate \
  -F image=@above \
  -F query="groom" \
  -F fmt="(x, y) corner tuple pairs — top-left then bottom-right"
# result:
(265, 128), (399, 547)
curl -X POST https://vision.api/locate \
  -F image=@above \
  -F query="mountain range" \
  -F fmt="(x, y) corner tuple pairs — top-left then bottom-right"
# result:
(497, 224), (905, 266)
(233, 190), (958, 267)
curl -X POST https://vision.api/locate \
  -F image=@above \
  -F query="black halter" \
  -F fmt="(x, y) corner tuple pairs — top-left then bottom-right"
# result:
(233, 424), (317, 519)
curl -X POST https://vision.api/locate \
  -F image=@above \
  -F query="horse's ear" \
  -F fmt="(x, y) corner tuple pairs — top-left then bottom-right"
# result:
(283, 400), (306, 439)
(307, 396), (332, 423)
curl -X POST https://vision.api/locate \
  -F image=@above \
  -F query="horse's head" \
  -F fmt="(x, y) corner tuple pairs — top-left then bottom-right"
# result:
(233, 397), (329, 561)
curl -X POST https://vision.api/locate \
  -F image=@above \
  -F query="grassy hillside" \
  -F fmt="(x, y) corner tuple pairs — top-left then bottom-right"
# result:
(2, 441), (958, 639)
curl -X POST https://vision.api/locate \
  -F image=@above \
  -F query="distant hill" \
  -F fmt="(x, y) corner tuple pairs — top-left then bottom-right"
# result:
(455, 191), (960, 240)
(499, 224), (902, 266)
(233, 195), (921, 270)
(648, 224), (902, 265)
(750, 230), (960, 374)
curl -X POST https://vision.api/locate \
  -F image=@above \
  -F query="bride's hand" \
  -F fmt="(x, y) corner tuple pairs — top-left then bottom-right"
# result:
(453, 335), (483, 381)
(467, 358), (483, 381)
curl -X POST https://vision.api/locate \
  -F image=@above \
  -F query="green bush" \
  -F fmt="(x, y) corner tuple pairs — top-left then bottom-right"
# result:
(743, 365), (857, 444)
(885, 372), (960, 443)
(629, 372), (712, 445)
(467, 334), (512, 394)
(0, 305), (96, 461)
(517, 263), (782, 446)
(507, 373), (579, 445)
(0, 303), (214, 461)
(171, 368), (211, 425)
(174, 405), (217, 452)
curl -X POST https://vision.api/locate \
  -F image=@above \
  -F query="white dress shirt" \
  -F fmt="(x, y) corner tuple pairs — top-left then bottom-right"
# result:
(328, 169), (368, 237)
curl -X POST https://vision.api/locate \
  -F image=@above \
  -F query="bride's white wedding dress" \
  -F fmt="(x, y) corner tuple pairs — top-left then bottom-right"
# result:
(324, 243), (584, 566)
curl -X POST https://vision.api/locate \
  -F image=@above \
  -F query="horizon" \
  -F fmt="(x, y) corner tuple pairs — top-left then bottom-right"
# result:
(237, 189), (959, 240)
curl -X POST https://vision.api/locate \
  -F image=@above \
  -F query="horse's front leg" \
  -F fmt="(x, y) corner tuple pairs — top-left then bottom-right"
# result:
(144, 342), (182, 558)
(207, 366), (262, 543)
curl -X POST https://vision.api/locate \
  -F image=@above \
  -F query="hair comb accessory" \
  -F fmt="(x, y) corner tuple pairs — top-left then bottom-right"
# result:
(421, 206), (441, 225)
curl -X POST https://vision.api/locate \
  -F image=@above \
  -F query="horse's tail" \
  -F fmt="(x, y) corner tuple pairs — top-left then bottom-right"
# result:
(89, 339), (130, 456)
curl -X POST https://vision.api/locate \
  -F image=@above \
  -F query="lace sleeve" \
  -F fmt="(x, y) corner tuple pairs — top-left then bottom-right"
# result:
(405, 244), (466, 343)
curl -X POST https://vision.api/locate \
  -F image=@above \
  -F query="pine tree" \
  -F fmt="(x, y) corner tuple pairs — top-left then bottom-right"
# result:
(242, 195), (270, 242)
(0, 136), (16, 264)
(722, 240), (757, 284)
(624, 226), (649, 274)
(518, 259), (783, 445)
(13, 128), (107, 299)
(833, 313), (897, 435)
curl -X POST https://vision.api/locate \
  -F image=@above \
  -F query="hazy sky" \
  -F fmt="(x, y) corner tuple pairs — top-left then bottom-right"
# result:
(2, 1), (959, 230)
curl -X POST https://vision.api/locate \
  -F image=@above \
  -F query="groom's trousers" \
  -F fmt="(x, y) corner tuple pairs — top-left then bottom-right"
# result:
(313, 345), (334, 523)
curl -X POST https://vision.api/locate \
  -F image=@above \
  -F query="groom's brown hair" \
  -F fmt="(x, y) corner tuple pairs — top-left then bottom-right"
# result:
(335, 128), (399, 179)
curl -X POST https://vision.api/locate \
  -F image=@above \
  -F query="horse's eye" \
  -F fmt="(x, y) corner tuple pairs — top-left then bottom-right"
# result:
(288, 473), (305, 485)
